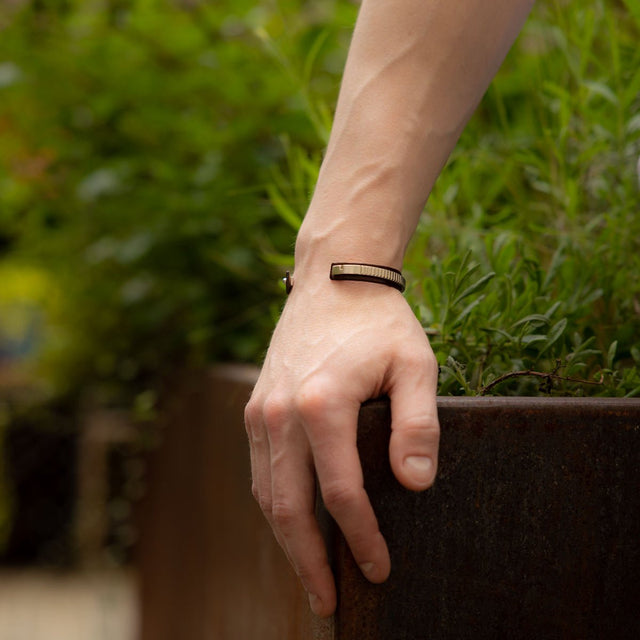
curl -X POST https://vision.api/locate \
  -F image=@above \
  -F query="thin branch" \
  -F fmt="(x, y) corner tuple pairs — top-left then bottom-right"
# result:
(479, 368), (604, 396)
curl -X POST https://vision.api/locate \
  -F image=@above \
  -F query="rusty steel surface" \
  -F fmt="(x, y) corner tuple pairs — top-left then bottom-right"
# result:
(140, 367), (640, 640)
(138, 366), (316, 640)
(327, 397), (640, 640)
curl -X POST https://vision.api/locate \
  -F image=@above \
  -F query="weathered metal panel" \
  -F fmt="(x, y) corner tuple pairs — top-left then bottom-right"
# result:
(140, 368), (640, 640)
(138, 366), (315, 640)
(329, 397), (640, 640)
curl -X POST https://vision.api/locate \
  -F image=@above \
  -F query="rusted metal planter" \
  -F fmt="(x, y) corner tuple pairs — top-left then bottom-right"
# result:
(138, 366), (315, 640)
(138, 367), (640, 640)
(332, 396), (640, 640)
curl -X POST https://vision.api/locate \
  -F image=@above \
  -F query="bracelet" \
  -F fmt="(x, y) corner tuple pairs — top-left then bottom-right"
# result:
(283, 270), (294, 294)
(330, 262), (406, 292)
(283, 262), (406, 294)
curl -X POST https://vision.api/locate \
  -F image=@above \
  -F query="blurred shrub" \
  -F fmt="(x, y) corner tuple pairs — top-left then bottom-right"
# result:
(0, 0), (355, 405)
(0, 0), (638, 406)
(0, 0), (638, 567)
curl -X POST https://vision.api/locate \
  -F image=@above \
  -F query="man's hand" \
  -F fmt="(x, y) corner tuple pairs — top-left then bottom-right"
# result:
(244, 274), (440, 617)
(244, 0), (533, 615)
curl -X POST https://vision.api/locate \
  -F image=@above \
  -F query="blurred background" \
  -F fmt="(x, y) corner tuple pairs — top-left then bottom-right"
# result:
(0, 0), (347, 636)
(0, 0), (638, 638)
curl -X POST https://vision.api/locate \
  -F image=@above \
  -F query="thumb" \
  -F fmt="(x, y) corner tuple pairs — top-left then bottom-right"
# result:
(388, 358), (440, 491)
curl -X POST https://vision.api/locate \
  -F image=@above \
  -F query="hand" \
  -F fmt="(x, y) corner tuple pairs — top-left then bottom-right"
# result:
(244, 272), (440, 617)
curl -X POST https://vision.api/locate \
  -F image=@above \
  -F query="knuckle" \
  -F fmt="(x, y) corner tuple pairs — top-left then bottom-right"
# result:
(294, 560), (327, 588)
(262, 393), (291, 431)
(244, 400), (260, 433)
(258, 494), (273, 518)
(250, 480), (274, 518)
(402, 347), (438, 375)
(342, 527), (370, 552)
(294, 563), (316, 584)
(322, 482), (359, 512)
(401, 414), (440, 437)
(271, 501), (299, 533)
(426, 353), (439, 379)
(424, 348), (439, 371)
(294, 376), (336, 422)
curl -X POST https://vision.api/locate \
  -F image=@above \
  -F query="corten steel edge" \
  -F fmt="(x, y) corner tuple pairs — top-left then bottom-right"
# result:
(330, 396), (640, 640)
(139, 366), (640, 640)
(138, 365), (321, 640)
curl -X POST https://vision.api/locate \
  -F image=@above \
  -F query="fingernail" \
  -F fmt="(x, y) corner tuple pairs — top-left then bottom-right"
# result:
(404, 456), (433, 485)
(308, 593), (322, 615)
(359, 562), (375, 575)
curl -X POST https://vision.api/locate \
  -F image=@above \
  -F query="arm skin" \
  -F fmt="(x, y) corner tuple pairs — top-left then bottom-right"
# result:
(245, 0), (534, 618)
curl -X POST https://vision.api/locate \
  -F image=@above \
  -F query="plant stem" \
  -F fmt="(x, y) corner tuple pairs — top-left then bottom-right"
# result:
(479, 369), (603, 395)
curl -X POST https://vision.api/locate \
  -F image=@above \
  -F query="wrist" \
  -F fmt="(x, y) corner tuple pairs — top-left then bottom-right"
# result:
(291, 227), (408, 299)
(294, 212), (407, 281)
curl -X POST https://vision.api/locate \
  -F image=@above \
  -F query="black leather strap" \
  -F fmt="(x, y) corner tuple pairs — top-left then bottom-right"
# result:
(284, 263), (406, 294)
(329, 262), (406, 292)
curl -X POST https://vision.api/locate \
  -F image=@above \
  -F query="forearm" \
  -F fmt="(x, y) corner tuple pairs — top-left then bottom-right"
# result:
(296, 0), (534, 274)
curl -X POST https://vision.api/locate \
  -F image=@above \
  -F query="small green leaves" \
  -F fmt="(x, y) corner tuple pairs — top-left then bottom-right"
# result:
(539, 318), (568, 356)
(266, 183), (303, 231)
(410, 233), (638, 396)
(405, 0), (640, 397)
(453, 272), (496, 307)
(607, 341), (618, 370)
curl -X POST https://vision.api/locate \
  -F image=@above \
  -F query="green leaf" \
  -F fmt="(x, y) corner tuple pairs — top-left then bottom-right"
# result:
(582, 80), (618, 106)
(620, 0), (640, 29)
(451, 296), (486, 328)
(539, 318), (568, 355)
(483, 327), (515, 342)
(452, 252), (480, 297)
(453, 272), (495, 306)
(266, 184), (302, 231)
(302, 30), (330, 87)
(544, 301), (562, 319)
(512, 314), (551, 329)
(607, 341), (618, 369)
(542, 245), (566, 292)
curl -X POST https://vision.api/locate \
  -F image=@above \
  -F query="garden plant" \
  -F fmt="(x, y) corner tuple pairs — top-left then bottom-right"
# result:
(0, 0), (639, 560)
(268, 0), (640, 397)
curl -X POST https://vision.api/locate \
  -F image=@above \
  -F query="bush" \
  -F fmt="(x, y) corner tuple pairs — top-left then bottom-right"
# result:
(268, 0), (640, 396)
(0, 0), (638, 403)
(0, 0), (356, 563)
(0, 0), (354, 405)
(405, 0), (640, 395)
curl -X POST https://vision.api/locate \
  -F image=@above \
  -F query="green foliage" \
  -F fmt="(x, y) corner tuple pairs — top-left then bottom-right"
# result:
(404, 0), (640, 395)
(1, 0), (639, 402)
(266, 0), (640, 396)
(408, 240), (640, 396)
(0, 0), (352, 402)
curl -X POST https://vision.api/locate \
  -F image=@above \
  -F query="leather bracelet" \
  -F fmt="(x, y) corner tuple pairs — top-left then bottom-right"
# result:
(283, 270), (294, 294)
(283, 262), (406, 294)
(330, 262), (406, 292)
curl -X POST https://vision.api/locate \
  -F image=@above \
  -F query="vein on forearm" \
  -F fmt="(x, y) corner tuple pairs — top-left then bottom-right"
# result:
(298, 0), (534, 269)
